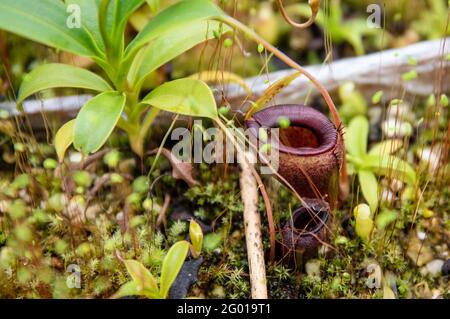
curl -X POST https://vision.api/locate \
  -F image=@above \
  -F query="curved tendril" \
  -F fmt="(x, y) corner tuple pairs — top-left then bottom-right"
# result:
(276, 0), (320, 29)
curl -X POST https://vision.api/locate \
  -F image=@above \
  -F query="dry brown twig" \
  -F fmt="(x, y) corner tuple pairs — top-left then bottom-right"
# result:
(238, 151), (268, 299)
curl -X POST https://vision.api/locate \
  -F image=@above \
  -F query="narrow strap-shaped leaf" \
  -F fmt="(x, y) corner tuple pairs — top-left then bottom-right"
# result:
(141, 79), (218, 120)
(125, 0), (224, 58)
(128, 20), (229, 88)
(0, 0), (101, 57)
(54, 120), (76, 162)
(159, 241), (190, 299)
(74, 92), (126, 154)
(362, 154), (417, 185)
(245, 72), (302, 120)
(358, 170), (379, 213)
(345, 115), (369, 158)
(18, 64), (112, 107)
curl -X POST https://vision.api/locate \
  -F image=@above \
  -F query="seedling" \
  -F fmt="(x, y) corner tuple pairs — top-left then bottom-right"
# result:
(0, 0), (231, 158)
(113, 240), (190, 299)
(345, 115), (416, 213)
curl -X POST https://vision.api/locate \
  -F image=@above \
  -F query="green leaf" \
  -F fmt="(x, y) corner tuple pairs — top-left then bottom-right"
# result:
(125, 0), (224, 58)
(189, 220), (203, 259)
(54, 120), (76, 162)
(0, 0), (101, 57)
(345, 115), (369, 158)
(141, 79), (218, 119)
(407, 56), (418, 66)
(358, 170), (379, 213)
(371, 90), (384, 104)
(361, 154), (416, 185)
(245, 72), (302, 120)
(346, 162), (356, 175)
(129, 20), (228, 87)
(74, 92), (126, 154)
(338, 82), (367, 119)
(111, 281), (139, 299)
(115, 0), (146, 35)
(105, 0), (146, 54)
(368, 139), (403, 157)
(376, 210), (398, 230)
(111, 281), (160, 299)
(123, 259), (158, 293)
(402, 70), (418, 81)
(64, 0), (105, 52)
(159, 240), (190, 299)
(441, 94), (449, 107)
(344, 28), (365, 56)
(18, 64), (112, 107)
(203, 232), (223, 252)
(146, 0), (161, 13)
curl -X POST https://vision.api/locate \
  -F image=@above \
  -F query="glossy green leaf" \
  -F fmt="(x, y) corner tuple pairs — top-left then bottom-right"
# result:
(358, 170), (379, 213)
(54, 120), (76, 162)
(368, 139), (403, 156)
(104, 0), (145, 54)
(64, 0), (105, 51)
(0, 0), (101, 56)
(113, 0), (146, 36)
(123, 259), (158, 293)
(129, 20), (228, 87)
(189, 220), (203, 259)
(362, 154), (416, 185)
(18, 64), (112, 107)
(125, 0), (224, 58)
(159, 240), (190, 299)
(74, 92), (126, 154)
(345, 115), (369, 158)
(141, 79), (218, 119)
